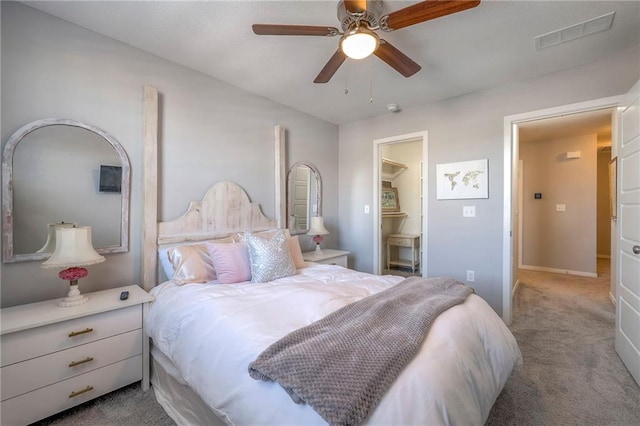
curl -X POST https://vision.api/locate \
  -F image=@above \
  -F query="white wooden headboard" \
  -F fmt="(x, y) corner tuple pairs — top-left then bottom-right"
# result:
(157, 181), (277, 245)
(141, 85), (286, 290)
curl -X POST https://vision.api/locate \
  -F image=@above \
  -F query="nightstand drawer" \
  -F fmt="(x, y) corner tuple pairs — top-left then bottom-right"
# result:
(1, 329), (142, 401)
(0, 355), (141, 426)
(316, 255), (347, 267)
(387, 237), (413, 247)
(302, 249), (350, 268)
(1, 305), (141, 367)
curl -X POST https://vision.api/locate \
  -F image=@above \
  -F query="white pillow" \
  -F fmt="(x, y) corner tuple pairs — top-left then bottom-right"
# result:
(158, 248), (175, 280)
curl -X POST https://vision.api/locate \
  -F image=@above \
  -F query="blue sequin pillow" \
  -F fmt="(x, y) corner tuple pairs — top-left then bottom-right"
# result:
(245, 230), (296, 283)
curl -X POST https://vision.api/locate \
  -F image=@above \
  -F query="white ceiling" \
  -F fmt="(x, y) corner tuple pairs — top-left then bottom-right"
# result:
(519, 108), (614, 148)
(23, 1), (640, 125)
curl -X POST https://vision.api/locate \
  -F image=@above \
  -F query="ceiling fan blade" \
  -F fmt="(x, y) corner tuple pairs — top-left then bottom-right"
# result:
(381, 0), (480, 31)
(252, 24), (339, 36)
(374, 40), (421, 77)
(344, 0), (368, 14)
(314, 49), (347, 83)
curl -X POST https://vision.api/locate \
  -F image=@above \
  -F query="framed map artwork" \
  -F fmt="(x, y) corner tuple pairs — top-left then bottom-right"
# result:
(436, 159), (488, 200)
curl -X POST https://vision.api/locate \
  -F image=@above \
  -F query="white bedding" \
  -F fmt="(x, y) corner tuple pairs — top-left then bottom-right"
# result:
(147, 264), (522, 425)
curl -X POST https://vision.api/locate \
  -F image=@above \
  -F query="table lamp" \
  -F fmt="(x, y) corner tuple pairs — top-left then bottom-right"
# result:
(36, 222), (77, 253)
(42, 226), (105, 307)
(307, 216), (329, 254)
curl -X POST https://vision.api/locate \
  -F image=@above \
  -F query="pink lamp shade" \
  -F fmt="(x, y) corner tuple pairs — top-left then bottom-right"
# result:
(307, 216), (329, 253)
(42, 226), (105, 307)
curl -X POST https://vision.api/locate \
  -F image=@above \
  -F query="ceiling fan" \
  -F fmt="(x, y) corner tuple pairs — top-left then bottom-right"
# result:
(252, 0), (480, 83)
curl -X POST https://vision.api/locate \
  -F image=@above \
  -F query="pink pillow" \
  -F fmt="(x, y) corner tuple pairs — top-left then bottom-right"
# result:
(288, 236), (306, 269)
(206, 242), (251, 284)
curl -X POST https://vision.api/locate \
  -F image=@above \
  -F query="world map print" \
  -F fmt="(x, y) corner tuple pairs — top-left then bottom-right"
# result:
(436, 159), (488, 200)
(443, 170), (484, 191)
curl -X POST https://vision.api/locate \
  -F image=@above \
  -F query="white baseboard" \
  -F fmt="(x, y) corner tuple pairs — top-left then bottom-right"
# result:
(520, 264), (598, 278)
(512, 278), (521, 298)
(609, 291), (616, 306)
(597, 254), (611, 259)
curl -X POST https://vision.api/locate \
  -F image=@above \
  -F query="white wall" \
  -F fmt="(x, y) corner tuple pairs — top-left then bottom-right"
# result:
(1, 3), (339, 307)
(338, 47), (640, 315)
(520, 134), (597, 275)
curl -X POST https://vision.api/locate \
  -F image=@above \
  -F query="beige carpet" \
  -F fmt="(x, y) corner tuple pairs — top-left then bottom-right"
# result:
(35, 261), (640, 425)
(486, 260), (640, 425)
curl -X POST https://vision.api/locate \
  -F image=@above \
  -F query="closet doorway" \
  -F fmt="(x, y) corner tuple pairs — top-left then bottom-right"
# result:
(372, 131), (428, 276)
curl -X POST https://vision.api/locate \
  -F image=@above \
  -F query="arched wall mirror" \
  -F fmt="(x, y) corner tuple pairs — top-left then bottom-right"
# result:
(287, 162), (321, 235)
(2, 118), (130, 263)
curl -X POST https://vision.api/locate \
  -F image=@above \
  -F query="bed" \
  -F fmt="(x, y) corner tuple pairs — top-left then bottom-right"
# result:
(143, 180), (522, 426)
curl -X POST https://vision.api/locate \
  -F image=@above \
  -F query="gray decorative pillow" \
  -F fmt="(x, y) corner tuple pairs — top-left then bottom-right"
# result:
(245, 230), (296, 283)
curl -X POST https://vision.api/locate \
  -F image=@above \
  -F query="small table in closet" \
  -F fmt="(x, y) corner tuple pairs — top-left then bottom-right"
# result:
(386, 234), (420, 273)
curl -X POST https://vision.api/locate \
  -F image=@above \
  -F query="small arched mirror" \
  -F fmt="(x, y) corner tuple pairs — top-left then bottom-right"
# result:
(287, 162), (321, 235)
(2, 118), (130, 263)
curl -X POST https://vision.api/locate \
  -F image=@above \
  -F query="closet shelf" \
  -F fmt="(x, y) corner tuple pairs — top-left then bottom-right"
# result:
(382, 212), (408, 218)
(382, 158), (408, 181)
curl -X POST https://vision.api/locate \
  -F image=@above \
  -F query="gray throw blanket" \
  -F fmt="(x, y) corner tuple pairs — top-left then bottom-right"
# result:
(248, 276), (473, 426)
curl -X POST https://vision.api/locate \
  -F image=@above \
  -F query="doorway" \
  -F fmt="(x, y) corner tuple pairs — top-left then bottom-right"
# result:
(502, 95), (622, 325)
(517, 109), (614, 278)
(372, 131), (428, 276)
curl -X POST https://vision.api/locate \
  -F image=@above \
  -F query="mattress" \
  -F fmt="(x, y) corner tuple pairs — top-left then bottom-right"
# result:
(146, 264), (522, 425)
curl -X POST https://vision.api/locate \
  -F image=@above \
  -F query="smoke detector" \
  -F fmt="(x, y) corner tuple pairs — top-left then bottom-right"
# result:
(387, 103), (401, 113)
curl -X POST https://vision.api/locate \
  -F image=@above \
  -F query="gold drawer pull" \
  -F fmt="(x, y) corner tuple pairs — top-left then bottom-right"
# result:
(68, 357), (94, 368)
(69, 385), (94, 398)
(68, 328), (94, 337)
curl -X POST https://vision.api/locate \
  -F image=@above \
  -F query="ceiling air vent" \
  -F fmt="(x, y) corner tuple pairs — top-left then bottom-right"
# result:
(535, 12), (615, 50)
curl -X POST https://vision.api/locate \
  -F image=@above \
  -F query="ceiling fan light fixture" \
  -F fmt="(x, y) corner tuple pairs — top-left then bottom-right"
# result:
(340, 27), (379, 59)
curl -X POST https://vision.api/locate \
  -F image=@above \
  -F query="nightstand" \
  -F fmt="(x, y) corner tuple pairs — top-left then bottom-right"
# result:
(303, 249), (350, 267)
(0, 285), (153, 425)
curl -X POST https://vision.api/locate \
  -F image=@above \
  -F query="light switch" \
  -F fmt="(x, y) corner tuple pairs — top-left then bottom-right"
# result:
(463, 206), (476, 217)
(556, 204), (566, 212)
(364, 204), (370, 214)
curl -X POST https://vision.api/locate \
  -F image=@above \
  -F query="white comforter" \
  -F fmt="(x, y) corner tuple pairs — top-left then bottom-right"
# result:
(147, 264), (522, 425)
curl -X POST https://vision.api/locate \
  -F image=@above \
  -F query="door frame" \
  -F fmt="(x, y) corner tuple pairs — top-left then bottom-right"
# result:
(502, 95), (622, 325)
(373, 131), (428, 276)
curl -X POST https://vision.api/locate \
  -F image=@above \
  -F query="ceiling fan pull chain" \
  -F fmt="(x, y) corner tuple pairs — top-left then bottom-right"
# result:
(369, 57), (375, 103)
(344, 61), (351, 95)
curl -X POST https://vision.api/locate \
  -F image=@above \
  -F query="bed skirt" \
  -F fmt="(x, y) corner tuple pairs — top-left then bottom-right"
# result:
(150, 346), (228, 426)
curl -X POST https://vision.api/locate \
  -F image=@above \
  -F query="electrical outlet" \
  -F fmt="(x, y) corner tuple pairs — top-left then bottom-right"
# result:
(466, 270), (475, 282)
(463, 206), (476, 217)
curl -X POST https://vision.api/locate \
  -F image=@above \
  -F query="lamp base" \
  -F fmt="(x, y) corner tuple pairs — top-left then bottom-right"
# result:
(58, 281), (89, 307)
(312, 234), (325, 254)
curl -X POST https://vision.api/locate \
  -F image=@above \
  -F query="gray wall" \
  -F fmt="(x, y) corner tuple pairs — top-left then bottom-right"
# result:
(3, 2), (639, 314)
(520, 135), (597, 275)
(338, 47), (639, 315)
(1, 3), (339, 307)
